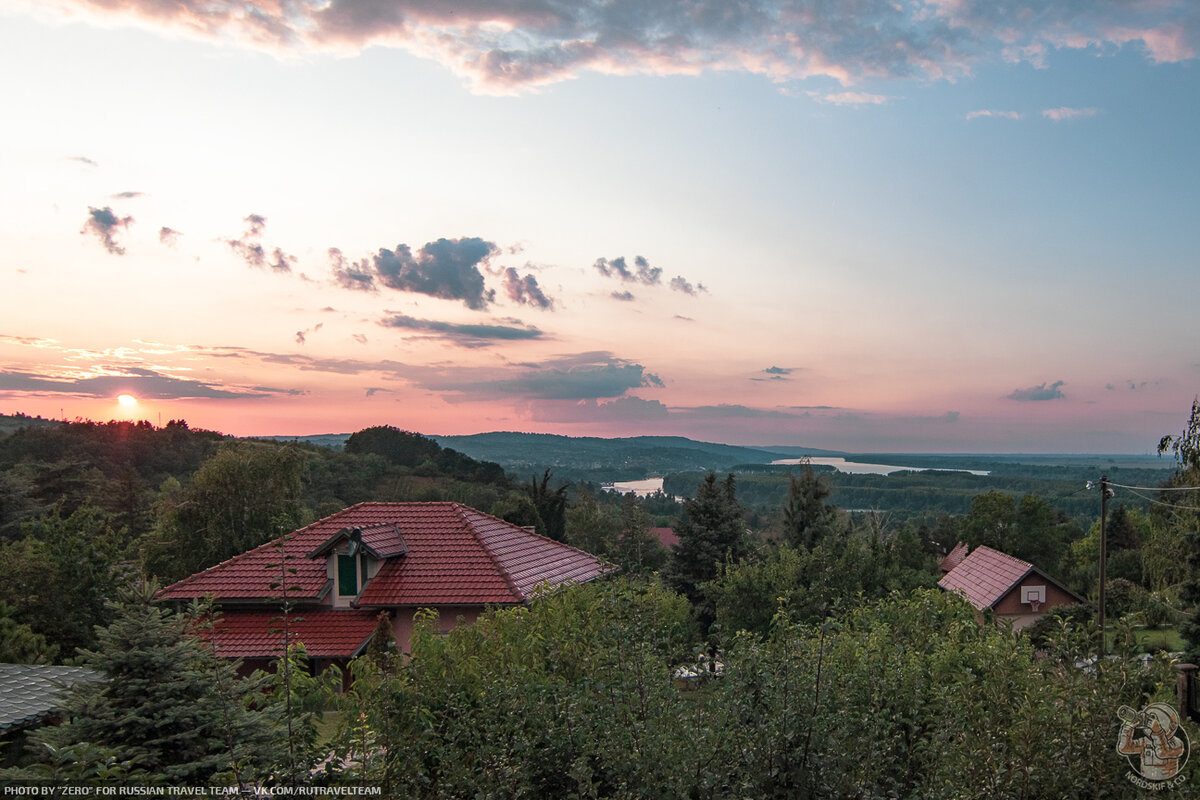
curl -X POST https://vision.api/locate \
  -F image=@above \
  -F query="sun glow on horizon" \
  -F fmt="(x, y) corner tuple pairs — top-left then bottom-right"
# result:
(117, 394), (138, 408)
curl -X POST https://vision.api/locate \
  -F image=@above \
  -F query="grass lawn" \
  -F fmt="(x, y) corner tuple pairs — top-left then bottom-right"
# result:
(314, 710), (344, 747)
(1105, 626), (1186, 654)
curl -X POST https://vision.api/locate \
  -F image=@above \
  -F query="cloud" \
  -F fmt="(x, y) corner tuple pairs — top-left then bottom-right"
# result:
(810, 91), (889, 106)
(41, 0), (1198, 94)
(966, 109), (1022, 120)
(371, 237), (498, 309)
(673, 404), (802, 420)
(503, 267), (554, 309)
(158, 226), (182, 246)
(0, 367), (280, 400)
(530, 396), (671, 423)
(81, 206), (134, 255)
(1042, 106), (1099, 121)
(68, 155), (98, 167)
(352, 333), (368, 344)
(1008, 380), (1065, 401)
(294, 322), (324, 346)
(903, 411), (961, 423)
(111, 191), (144, 199)
(364, 386), (390, 397)
(669, 275), (706, 295)
(329, 247), (376, 291)
(594, 255), (662, 285)
(753, 365), (795, 381)
(421, 351), (663, 400)
(379, 314), (544, 347)
(611, 291), (636, 302)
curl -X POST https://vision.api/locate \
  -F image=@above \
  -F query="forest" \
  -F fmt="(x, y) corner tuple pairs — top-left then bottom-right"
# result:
(1, 406), (1199, 795)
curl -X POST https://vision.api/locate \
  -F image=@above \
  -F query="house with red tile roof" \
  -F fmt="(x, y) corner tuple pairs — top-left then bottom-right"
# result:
(160, 502), (615, 672)
(938, 543), (1084, 630)
(939, 541), (969, 574)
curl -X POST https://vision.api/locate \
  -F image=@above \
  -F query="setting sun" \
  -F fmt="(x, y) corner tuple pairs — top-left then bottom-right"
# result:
(117, 394), (138, 408)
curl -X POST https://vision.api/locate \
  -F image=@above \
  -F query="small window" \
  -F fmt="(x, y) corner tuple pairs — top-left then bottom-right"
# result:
(338, 554), (358, 596)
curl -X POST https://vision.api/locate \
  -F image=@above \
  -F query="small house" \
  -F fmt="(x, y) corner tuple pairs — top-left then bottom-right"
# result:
(938, 544), (1084, 630)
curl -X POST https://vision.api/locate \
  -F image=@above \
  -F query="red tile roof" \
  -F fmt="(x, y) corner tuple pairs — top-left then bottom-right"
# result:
(200, 609), (380, 659)
(160, 502), (615, 607)
(649, 527), (678, 548)
(940, 541), (969, 573)
(938, 545), (1034, 611)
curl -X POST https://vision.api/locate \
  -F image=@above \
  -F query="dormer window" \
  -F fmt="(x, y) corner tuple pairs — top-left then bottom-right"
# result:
(308, 523), (408, 607)
(337, 554), (358, 596)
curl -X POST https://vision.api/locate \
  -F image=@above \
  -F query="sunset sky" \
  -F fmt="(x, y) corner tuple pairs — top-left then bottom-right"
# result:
(1, 1), (1197, 453)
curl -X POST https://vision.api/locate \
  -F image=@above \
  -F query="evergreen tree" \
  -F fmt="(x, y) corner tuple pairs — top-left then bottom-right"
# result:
(782, 465), (837, 550)
(18, 580), (281, 784)
(665, 472), (747, 629)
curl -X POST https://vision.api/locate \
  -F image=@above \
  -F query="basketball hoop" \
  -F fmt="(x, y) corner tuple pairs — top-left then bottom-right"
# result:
(1030, 600), (1041, 613)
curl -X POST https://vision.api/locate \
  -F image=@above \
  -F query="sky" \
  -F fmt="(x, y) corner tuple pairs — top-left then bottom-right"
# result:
(0, 0), (1197, 453)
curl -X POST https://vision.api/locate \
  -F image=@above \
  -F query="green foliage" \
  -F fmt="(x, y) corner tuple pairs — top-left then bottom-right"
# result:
(0, 601), (58, 664)
(710, 523), (938, 639)
(565, 488), (621, 556)
(323, 586), (1182, 798)
(529, 469), (568, 541)
(142, 442), (309, 583)
(610, 494), (667, 574)
(9, 580), (282, 785)
(345, 425), (441, 467)
(1155, 399), (1200, 661)
(0, 505), (120, 656)
(782, 465), (838, 549)
(329, 577), (696, 797)
(664, 472), (748, 630)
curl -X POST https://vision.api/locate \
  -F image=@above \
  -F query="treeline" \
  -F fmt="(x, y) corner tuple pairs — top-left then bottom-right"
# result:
(663, 463), (1172, 524)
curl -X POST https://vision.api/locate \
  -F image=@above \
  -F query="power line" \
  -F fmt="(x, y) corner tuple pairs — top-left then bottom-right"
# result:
(1104, 480), (1200, 493)
(1114, 486), (1200, 513)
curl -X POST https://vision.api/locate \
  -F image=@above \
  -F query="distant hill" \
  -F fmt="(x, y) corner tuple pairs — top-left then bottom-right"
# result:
(0, 413), (63, 436)
(252, 433), (352, 450)
(428, 432), (799, 481)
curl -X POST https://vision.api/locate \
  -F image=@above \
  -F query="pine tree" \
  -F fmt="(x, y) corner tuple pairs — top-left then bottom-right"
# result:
(665, 472), (747, 630)
(19, 579), (282, 784)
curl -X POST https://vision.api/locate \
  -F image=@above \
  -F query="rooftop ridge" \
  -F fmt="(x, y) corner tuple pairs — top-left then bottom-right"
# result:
(453, 502), (525, 603)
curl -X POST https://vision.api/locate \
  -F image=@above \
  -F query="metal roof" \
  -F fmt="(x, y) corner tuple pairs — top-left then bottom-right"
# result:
(0, 663), (102, 735)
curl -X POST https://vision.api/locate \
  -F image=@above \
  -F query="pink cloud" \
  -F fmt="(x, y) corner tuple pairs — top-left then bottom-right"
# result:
(1042, 106), (1099, 122)
(810, 91), (890, 106)
(38, 1), (1200, 94)
(1105, 24), (1195, 64)
(966, 109), (1022, 120)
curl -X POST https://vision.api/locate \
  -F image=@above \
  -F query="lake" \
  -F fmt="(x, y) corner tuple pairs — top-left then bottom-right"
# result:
(771, 457), (990, 476)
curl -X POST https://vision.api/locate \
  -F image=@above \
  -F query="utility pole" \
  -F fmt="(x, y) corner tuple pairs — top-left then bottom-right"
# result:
(1098, 475), (1111, 654)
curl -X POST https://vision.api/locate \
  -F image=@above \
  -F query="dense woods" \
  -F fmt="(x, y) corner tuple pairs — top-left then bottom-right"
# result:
(1, 409), (1198, 793)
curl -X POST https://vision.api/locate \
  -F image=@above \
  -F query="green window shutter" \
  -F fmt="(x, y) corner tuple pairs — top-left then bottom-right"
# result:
(338, 554), (358, 596)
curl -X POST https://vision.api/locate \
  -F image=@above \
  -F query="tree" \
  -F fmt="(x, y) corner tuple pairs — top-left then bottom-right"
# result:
(612, 494), (666, 574)
(0, 601), (58, 664)
(143, 443), (308, 583)
(0, 505), (119, 655)
(15, 580), (281, 784)
(344, 425), (440, 468)
(665, 472), (747, 630)
(782, 465), (837, 550)
(1157, 398), (1200, 660)
(565, 488), (620, 557)
(528, 469), (568, 541)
